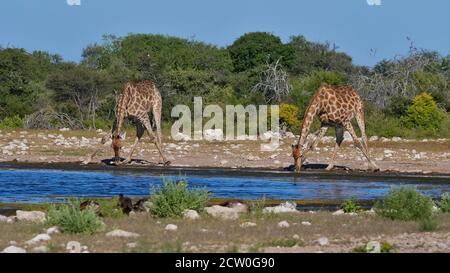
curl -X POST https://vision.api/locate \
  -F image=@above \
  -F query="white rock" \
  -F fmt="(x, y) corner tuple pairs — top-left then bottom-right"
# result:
(332, 209), (345, 215)
(165, 224), (178, 231)
(46, 226), (60, 235)
(227, 202), (248, 213)
(203, 129), (223, 141)
(0, 215), (7, 222)
(220, 160), (228, 165)
(206, 205), (239, 220)
(26, 234), (51, 245)
(106, 229), (140, 238)
(343, 131), (353, 141)
(366, 241), (381, 253)
(33, 246), (48, 253)
(240, 222), (257, 228)
(391, 137), (402, 142)
(16, 210), (46, 223)
(277, 221), (290, 228)
(284, 132), (295, 138)
(260, 131), (280, 141)
(292, 234), (300, 240)
(246, 155), (261, 161)
(301, 221), (312, 226)
(173, 132), (191, 141)
(59, 127), (70, 131)
(66, 241), (82, 253)
(317, 237), (329, 246)
(183, 209), (200, 220)
(2, 246), (26, 253)
(127, 242), (138, 248)
(263, 202), (298, 214)
(369, 136), (379, 141)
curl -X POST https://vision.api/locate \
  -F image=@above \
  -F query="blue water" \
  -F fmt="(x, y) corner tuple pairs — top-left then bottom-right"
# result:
(0, 168), (449, 204)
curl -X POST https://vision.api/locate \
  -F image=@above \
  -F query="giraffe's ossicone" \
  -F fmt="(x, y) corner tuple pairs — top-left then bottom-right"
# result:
(292, 84), (379, 173)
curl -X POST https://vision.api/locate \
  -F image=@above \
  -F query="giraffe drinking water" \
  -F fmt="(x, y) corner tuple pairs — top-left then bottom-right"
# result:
(291, 84), (379, 173)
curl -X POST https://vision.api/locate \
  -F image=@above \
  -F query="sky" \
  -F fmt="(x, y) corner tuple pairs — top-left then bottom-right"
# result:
(0, 0), (449, 67)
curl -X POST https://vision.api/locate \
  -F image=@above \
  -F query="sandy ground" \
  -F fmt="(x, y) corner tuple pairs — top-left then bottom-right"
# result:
(0, 129), (449, 174)
(1, 211), (450, 253)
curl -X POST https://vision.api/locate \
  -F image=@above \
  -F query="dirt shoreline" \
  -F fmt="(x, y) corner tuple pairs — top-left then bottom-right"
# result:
(1, 129), (449, 175)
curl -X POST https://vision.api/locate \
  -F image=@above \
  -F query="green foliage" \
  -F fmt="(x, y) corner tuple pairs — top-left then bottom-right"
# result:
(288, 35), (356, 75)
(353, 242), (394, 253)
(228, 32), (293, 72)
(402, 93), (444, 132)
(437, 193), (450, 213)
(419, 217), (438, 232)
(150, 177), (210, 218)
(279, 103), (299, 131)
(0, 115), (23, 129)
(340, 199), (361, 213)
(45, 201), (103, 234)
(95, 198), (123, 218)
(290, 70), (347, 112)
(375, 186), (434, 221)
(267, 238), (301, 248)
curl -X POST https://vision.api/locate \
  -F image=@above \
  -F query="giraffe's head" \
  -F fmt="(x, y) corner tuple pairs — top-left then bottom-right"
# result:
(111, 134), (122, 163)
(291, 144), (301, 172)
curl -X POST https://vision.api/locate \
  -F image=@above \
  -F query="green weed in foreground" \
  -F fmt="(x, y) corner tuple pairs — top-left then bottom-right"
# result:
(150, 177), (209, 218)
(437, 193), (450, 213)
(340, 199), (361, 213)
(375, 186), (434, 221)
(45, 201), (103, 234)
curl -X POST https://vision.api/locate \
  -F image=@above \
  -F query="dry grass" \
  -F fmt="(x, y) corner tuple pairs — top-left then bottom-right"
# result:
(2, 211), (450, 253)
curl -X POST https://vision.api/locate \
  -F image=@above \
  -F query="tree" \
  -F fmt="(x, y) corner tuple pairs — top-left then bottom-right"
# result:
(253, 59), (290, 103)
(402, 93), (444, 132)
(227, 32), (293, 73)
(46, 64), (112, 127)
(287, 35), (355, 75)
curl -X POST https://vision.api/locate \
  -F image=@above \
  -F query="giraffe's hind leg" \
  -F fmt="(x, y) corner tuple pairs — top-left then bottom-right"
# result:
(140, 115), (170, 166)
(343, 121), (379, 171)
(121, 122), (145, 165)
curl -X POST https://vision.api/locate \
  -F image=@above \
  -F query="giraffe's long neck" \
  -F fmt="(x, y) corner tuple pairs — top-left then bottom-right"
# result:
(114, 84), (130, 137)
(297, 97), (319, 148)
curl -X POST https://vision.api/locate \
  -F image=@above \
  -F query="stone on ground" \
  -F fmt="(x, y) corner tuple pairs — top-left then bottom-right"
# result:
(26, 234), (51, 245)
(16, 210), (46, 223)
(165, 224), (178, 231)
(106, 229), (140, 238)
(263, 202), (298, 214)
(2, 246), (27, 253)
(277, 221), (290, 228)
(206, 205), (240, 220)
(183, 209), (200, 220)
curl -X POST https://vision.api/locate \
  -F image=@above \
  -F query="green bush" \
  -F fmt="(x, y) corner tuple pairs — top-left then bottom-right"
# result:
(402, 93), (444, 132)
(419, 217), (438, 232)
(437, 193), (450, 213)
(45, 201), (103, 234)
(375, 186), (434, 221)
(279, 103), (299, 131)
(0, 115), (24, 129)
(150, 177), (210, 218)
(340, 199), (361, 213)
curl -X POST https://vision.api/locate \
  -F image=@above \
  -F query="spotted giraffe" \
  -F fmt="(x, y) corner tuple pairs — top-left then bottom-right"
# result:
(291, 84), (378, 173)
(83, 80), (170, 166)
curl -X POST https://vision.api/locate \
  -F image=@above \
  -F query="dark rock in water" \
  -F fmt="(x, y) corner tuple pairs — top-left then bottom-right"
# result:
(118, 194), (133, 215)
(80, 200), (102, 216)
(133, 198), (149, 212)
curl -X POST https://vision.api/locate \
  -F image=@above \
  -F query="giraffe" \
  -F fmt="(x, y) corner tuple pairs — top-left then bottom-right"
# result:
(291, 84), (379, 173)
(83, 80), (170, 166)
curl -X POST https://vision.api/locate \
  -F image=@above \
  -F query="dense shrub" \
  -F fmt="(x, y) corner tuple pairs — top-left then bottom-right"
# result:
(437, 193), (450, 213)
(375, 186), (434, 221)
(279, 103), (299, 131)
(0, 115), (23, 129)
(45, 201), (103, 234)
(150, 177), (210, 218)
(402, 93), (444, 132)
